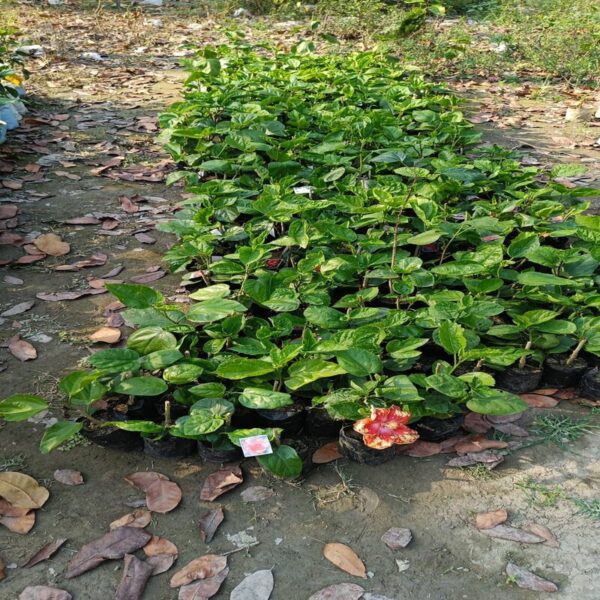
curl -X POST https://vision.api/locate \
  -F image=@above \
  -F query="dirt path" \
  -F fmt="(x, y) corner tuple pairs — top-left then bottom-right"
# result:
(1, 5), (599, 600)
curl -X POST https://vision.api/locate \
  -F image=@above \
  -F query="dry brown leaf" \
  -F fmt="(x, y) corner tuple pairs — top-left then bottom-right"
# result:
(0, 472), (49, 509)
(524, 523), (559, 548)
(0, 204), (18, 219)
(447, 451), (504, 469)
(199, 466), (243, 502)
(120, 196), (139, 213)
(53, 469), (84, 486)
(18, 586), (73, 600)
(114, 553), (154, 600)
(454, 437), (508, 454)
(178, 566), (229, 600)
(505, 563), (558, 592)
(462, 412), (492, 433)
(230, 569), (273, 600)
(23, 538), (68, 568)
(65, 526), (152, 578)
(241, 486), (274, 502)
(312, 441), (342, 464)
(1, 300), (35, 317)
(480, 525), (544, 544)
(143, 535), (178, 575)
(33, 233), (70, 256)
(0, 509), (35, 534)
(308, 583), (365, 600)
(89, 326), (121, 344)
(553, 388), (578, 400)
(135, 232), (156, 244)
(169, 554), (227, 588)
(63, 216), (101, 225)
(475, 509), (508, 530)
(130, 270), (166, 284)
(2, 179), (23, 190)
(8, 337), (37, 361)
(198, 507), (224, 544)
(491, 422), (529, 437)
(402, 440), (442, 457)
(519, 394), (559, 408)
(4, 275), (24, 285)
(109, 509), (152, 530)
(323, 543), (366, 579)
(124, 471), (182, 513)
(531, 388), (558, 396)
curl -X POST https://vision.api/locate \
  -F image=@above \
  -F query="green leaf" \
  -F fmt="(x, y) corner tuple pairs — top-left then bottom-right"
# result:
(239, 387), (293, 409)
(507, 232), (539, 258)
(105, 283), (163, 309)
(517, 271), (575, 287)
(216, 358), (275, 380)
(59, 371), (101, 398)
(285, 359), (346, 390)
(425, 373), (468, 398)
(257, 445), (303, 479)
(88, 349), (141, 373)
(104, 420), (164, 434)
(127, 327), (178, 355)
(434, 321), (467, 355)
(112, 376), (168, 397)
(189, 284), (231, 301)
(190, 398), (234, 418)
(178, 411), (225, 435)
(163, 363), (204, 384)
(335, 349), (382, 377)
(323, 167), (345, 182)
(303, 306), (347, 329)
(141, 349), (184, 370)
(40, 421), (82, 454)
(379, 375), (422, 402)
(188, 298), (246, 323)
(0, 394), (48, 422)
(189, 382), (227, 398)
(407, 230), (441, 245)
(467, 388), (528, 416)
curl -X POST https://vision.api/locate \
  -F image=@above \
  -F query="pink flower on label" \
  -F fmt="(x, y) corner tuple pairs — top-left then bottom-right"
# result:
(240, 435), (273, 457)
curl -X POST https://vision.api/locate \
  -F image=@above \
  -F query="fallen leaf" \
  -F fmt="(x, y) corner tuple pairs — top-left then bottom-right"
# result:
(18, 586), (72, 600)
(323, 543), (366, 579)
(0, 232), (23, 245)
(110, 509), (152, 530)
(0, 472), (49, 508)
(178, 566), (229, 599)
(462, 412), (492, 433)
(485, 412), (525, 424)
(36, 291), (89, 301)
(2, 179), (23, 190)
(438, 435), (471, 453)
(53, 469), (84, 486)
(401, 440), (442, 457)
(8, 337), (37, 361)
(1, 300), (35, 317)
(519, 394), (559, 408)
(169, 554), (227, 588)
(230, 569), (274, 600)
(63, 217), (101, 225)
(114, 553), (154, 600)
(130, 270), (165, 283)
(308, 583), (365, 600)
(0, 509), (35, 534)
(480, 525), (544, 544)
(101, 218), (120, 230)
(124, 472), (182, 513)
(135, 233), (156, 244)
(200, 466), (243, 502)
(490, 422), (529, 437)
(65, 526), (152, 578)
(143, 535), (178, 575)
(33, 233), (70, 256)
(475, 509), (508, 530)
(395, 558), (410, 573)
(241, 486), (275, 502)
(553, 388), (577, 400)
(89, 327), (121, 344)
(120, 196), (139, 213)
(531, 388), (558, 396)
(505, 563), (558, 592)
(198, 507), (224, 544)
(23, 538), (67, 568)
(381, 527), (412, 550)
(447, 451), (504, 469)
(523, 523), (559, 548)
(0, 204), (18, 219)
(454, 437), (508, 454)
(312, 441), (343, 464)
(4, 275), (24, 285)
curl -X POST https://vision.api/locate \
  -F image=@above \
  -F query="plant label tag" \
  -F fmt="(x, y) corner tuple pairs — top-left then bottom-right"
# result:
(239, 435), (273, 458)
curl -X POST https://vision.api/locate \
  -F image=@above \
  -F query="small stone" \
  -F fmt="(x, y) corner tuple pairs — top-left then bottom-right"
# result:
(381, 527), (412, 550)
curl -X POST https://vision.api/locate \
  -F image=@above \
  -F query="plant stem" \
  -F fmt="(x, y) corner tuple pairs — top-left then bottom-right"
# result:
(164, 400), (172, 428)
(519, 339), (532, 369)
(566, 338), (586, 365)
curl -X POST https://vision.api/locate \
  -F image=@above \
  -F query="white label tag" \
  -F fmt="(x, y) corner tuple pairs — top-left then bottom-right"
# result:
(239, 435), (273, 458)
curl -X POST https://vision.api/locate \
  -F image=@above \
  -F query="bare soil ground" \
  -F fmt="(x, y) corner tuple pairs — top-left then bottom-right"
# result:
(1, 4), (599, 599)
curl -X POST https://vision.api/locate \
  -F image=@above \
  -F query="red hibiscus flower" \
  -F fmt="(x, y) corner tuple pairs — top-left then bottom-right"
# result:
(353, 406), (419, 450)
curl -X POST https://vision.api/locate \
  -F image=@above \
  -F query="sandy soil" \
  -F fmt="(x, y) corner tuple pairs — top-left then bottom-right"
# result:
(1, 4), (599, 599)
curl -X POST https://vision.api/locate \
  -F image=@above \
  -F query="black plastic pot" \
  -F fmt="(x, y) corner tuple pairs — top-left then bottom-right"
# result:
(82, 413), (142, 451)
(579, 368), (600, 400)
(495, 365), (542, 394)
(412, 414), (464, 442)
(338, 425), (396, 465)
(110, 397), (156, 422)
(143, 437), (195, 459)
(543, 355), (588, 388)
(256, 403), (305, 437)
(197, 441), (243, 463)
(581, 351), (600, 369)
(304, 407), (343, 439)
(231, 405), (263, 430)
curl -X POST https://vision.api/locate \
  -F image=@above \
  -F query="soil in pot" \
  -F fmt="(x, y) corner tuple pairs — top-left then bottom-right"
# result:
(304, 407), (343, 438)
(413, 414), (464, 442)
(81, 411), (142, 451)
(543, 355), (588, 388)
(579, 368), (600, 401)
(143, 436), (195, 459)
(495, 365), (542, 394)
(338, 425), (396, 465)
(197, 441), (243, 463)
(256, 402), (305, 437)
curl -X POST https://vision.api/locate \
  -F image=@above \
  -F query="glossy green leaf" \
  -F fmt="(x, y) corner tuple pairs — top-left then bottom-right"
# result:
(40, 421), (83, 454)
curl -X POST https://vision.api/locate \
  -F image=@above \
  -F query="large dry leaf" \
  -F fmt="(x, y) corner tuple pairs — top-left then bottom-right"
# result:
(505, 563), (558, 592)
(462, 412), (492, 433)
(323, 543), (367, 579)
(401, 440), (442, 457)
(490, 422), (529, 437)
(130, 270), (165, 284)
(199, 466), (243, 502)
(53, 469), (84, 486)
(114, 554), (154, 600)
(18, 586), (72, 600)
(475, 509), (508, 530)
(454, 437), (508, 454)
(63, 216), (101, 225)
(480, 525), (544, 544)
(308, 583), (365, 600)
(381, 528), (412, 550)
(89, 327), (121, 344)
(241, 486), (275, 503)
(124, 471), (182, 513)
(0, 509), (35, 533)
(312, 441), (343, 464)
(169, 555), (227, 588)
(198, 507), (224, 544)
(0, 472), (49, 509)
(65, 526), (151, 578)
(519, 394), (559, 408)
(1, 300), (35, 317)
(523, 523), (559, 548)
(230, 569), (274, 600)
(110, 509), (152, 530)
(33, 233), (70, 256)
(8, 337), (37, 361)
(178, 566), (229, 599)
(447, 451), (504, 469)
(23, 538), (67, 568)
(143, 535), (178, 575)
(0, 204), (18, 219)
